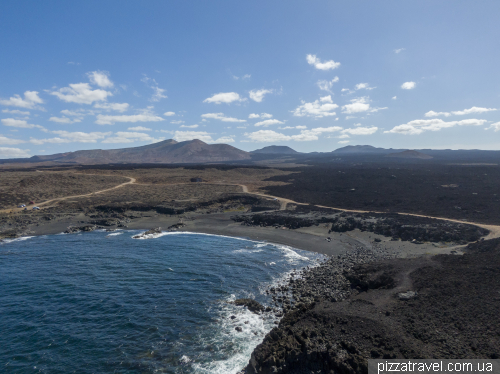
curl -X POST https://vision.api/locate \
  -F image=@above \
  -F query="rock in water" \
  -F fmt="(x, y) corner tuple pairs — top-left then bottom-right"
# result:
(132, 227), (162, 239)
(233, 298), (266, 314)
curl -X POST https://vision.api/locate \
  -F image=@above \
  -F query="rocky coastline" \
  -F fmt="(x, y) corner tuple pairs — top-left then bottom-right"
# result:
(239, 238), (500, 374)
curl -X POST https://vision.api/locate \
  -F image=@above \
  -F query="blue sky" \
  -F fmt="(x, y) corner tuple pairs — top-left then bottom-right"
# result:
(1, 1), (500, 158)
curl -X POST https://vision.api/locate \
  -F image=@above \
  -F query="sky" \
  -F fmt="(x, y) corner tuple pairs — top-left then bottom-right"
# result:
(1, 1), (500, 158)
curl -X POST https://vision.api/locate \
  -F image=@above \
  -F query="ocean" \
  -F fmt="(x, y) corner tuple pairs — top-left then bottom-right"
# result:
(0, 230), (323, 374)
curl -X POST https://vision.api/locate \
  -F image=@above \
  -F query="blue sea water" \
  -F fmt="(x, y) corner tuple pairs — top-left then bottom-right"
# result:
(0, 230), (323, 374)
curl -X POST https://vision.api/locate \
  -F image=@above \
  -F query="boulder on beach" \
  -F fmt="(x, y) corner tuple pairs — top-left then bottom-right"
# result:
(64, 225), (97, 234)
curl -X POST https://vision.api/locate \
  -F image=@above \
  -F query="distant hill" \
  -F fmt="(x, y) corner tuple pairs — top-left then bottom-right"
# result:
(2, 139), (251, 165)
(251, 145), (299, 154)
(385, 150), (433, 159)
(333, 145), (405, 154)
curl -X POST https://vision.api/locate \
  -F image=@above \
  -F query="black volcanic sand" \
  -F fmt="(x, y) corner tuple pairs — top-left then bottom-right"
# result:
(264, 164), (500, 225)
(242, 238), (500, 374)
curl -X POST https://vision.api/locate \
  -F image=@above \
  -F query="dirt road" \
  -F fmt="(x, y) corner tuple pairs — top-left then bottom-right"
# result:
(0, 175), (136, 214)
(3, 173), (500, 240)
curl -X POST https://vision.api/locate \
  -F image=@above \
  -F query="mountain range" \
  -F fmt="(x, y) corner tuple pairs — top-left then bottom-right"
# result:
(16, 139), (251, 165)
(1, 140), (497, 165)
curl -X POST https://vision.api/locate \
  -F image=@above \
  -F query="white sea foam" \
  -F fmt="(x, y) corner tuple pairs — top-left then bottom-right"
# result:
(191, 294), (276, 374)
(1, 236), (35, 244)
(131, 230), (264, 244)
(106, 232), (123, 237)
(276, 244), (310, 263)
(232, 248), (264, 254)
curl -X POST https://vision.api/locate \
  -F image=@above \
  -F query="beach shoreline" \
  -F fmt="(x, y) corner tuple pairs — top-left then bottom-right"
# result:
(2, 210), (465, 260)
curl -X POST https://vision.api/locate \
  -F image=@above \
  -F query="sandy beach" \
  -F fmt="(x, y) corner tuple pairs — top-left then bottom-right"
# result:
(20, 210), (465, 259)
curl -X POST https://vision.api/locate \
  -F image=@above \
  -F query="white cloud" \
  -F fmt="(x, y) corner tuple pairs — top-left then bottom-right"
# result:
(0, 135), (25, 145)
(214, 136), (235, 143)
(232, 73), (251, 81)
(487, 122), (500, 132)
(425, 110), (452, 118)
(141, 76), (167, 102)
(60, 109), (88, 116)
(341, 126), (378, 135)
(369, 107), (388, 113)
(128, 126), (151, 131)
(342, 97), (371, 114)
(30, 131), (112, 144)
(425, 107), (497, 117)
(245, 126), (342, 142)
(385, 118), (487, 135)
(249, 89), (273, 102)
(245, 130), (291, 143)
(394, 48), (405, 54)
(392, 96), (397, 100)
(87, 70), (113, 88)
(2, 109), (30, 115)
(355, 83), (375, 90)
(401, 81), (416, 90)
(337, 134), (350, 139)
(338, 140), (350, 144)
(52, 130), (111, 142)
(0, 147), (30, 158)
(317, 77), (339, 92)
(292, 95), (338, 118)
(49, 116), (81, 124)
(164, 111), (175, 116)
(279, 125), (307, 130)
(306, 54), (340, 70)
(452, 106), (497, 116)
(151, 87), (167, 102)
(0, 91), (44, 109)
(94, 102), (129, 112)
(95, 110), (164, 125)
(201, 113), (246, 123)
(102, 131), (159, 144)
(173, 131), (215, 143)
(1, 118), (45, 130)
(248, 113), (272, 119)
(254, 119), (285, 127)
(203, 92), (245, 104)
(50, 83), (112, 104)
(180, 124), (199, 128)
(170, 120), (185, 124)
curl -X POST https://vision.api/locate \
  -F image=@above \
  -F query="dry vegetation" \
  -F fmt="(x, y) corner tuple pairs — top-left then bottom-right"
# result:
(0, 167), (294, 211)
(77, 167), (295, 191)
(0, 171), (128, 209)
(59, 183), (242, 208)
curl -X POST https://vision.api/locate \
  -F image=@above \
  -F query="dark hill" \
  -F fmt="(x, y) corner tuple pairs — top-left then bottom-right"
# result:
(6, 139), (251, 165)
(386, 150), (433, 159)
(251, 146), (299, 154)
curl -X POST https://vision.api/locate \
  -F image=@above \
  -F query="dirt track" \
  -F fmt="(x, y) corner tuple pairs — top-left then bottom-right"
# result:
(3, 171), (500, 240)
